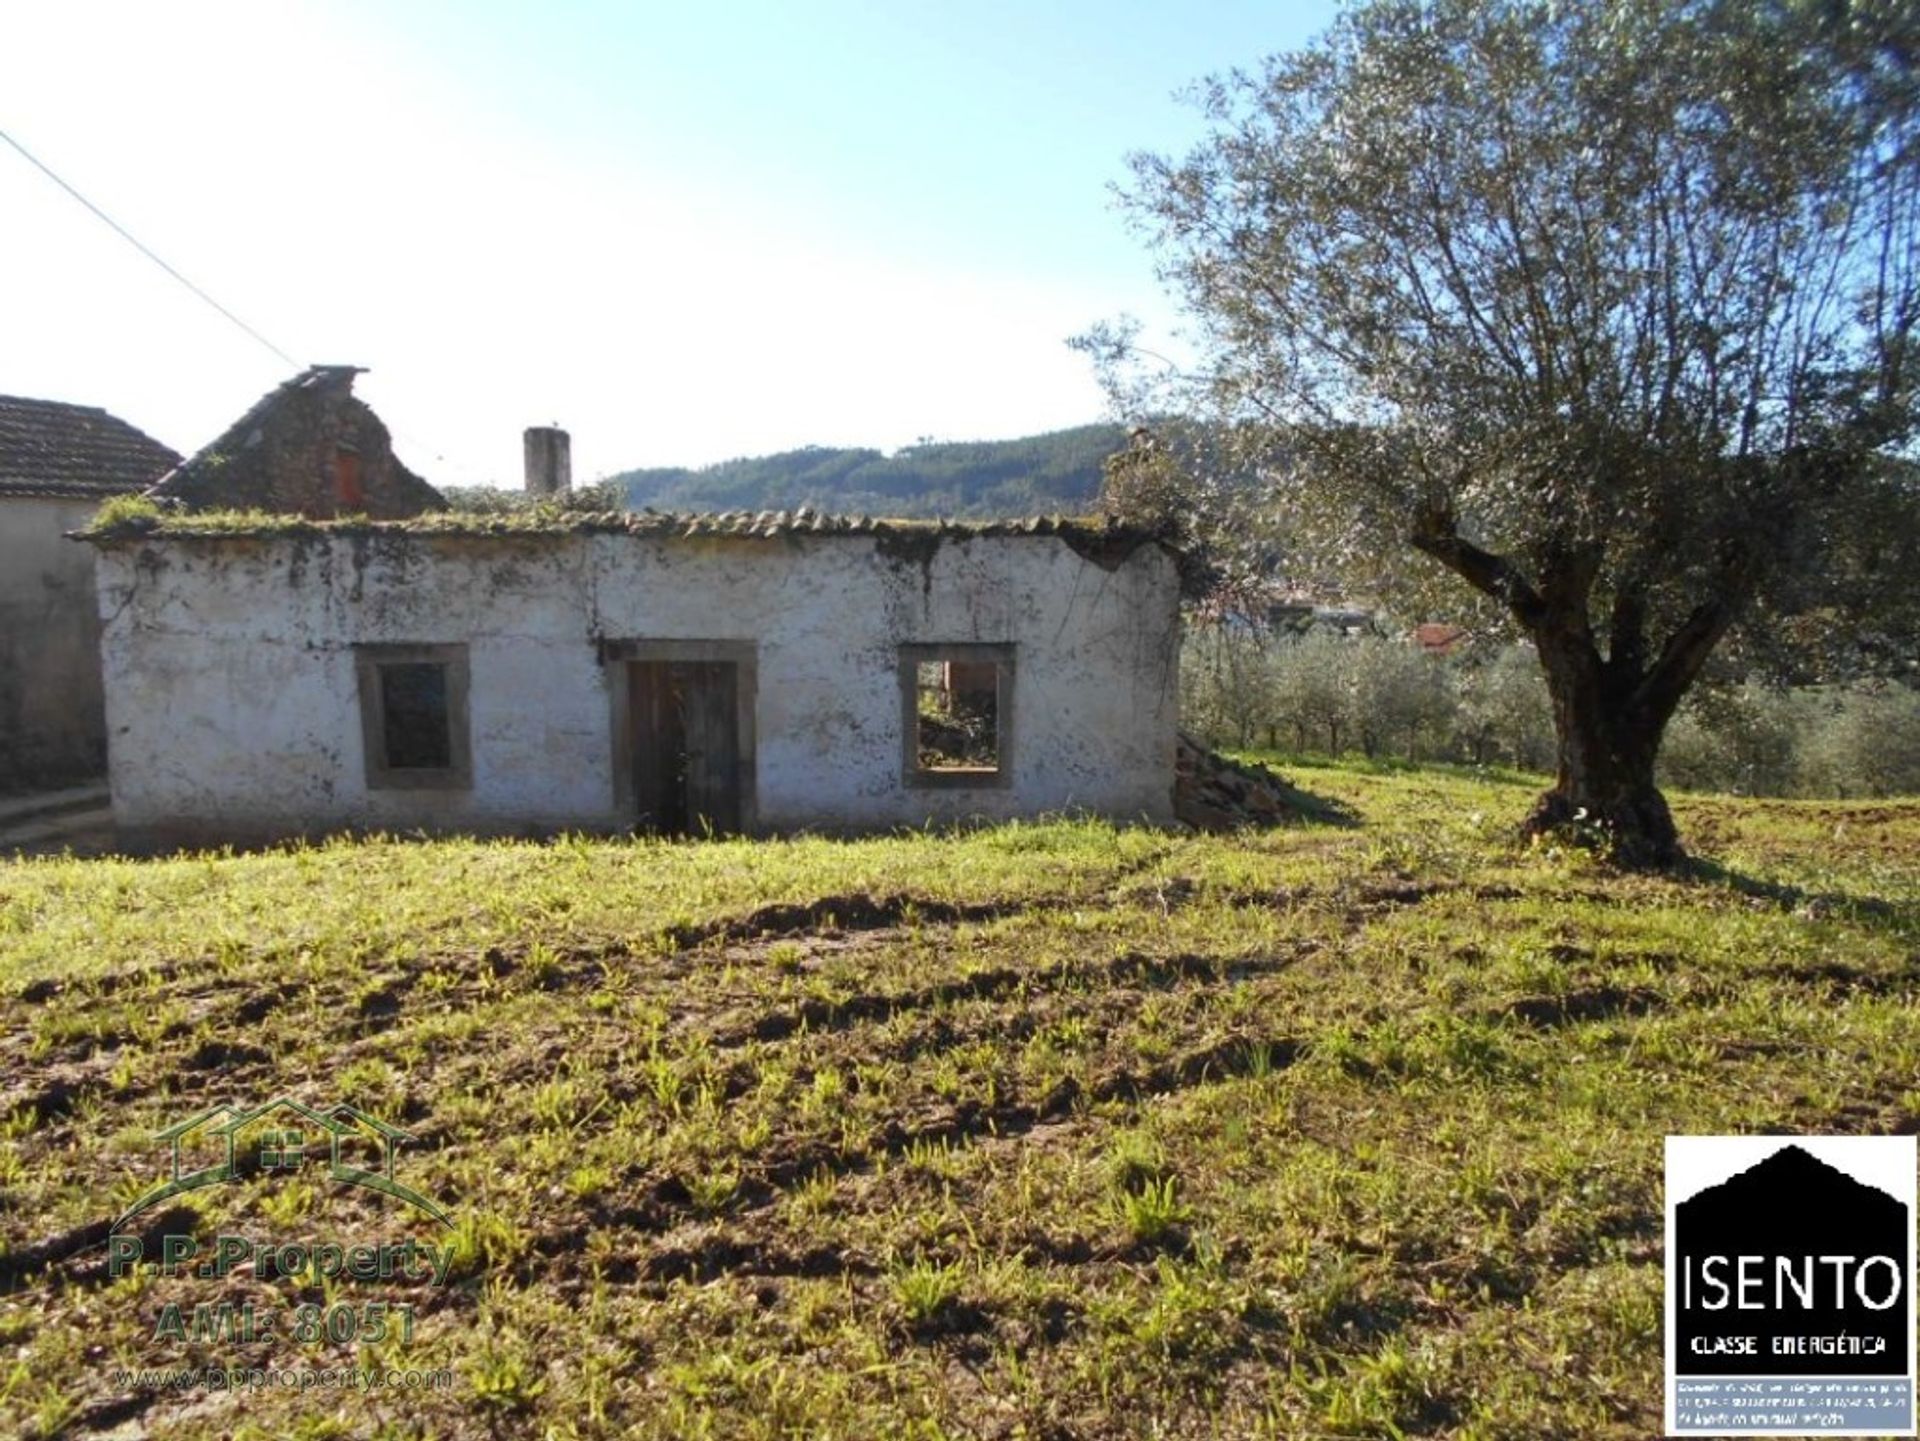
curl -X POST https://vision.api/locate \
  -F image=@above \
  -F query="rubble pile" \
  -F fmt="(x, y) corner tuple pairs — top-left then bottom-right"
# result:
(1174, 733), (1307, 830)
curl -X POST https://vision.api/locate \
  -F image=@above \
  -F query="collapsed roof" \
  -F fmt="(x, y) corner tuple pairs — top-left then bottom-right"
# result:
(148, 365), (445, 520)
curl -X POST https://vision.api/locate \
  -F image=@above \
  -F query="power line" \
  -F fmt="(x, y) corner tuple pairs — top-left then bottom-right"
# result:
(1, 125), (301, 369)
(3, 126), (474, 475)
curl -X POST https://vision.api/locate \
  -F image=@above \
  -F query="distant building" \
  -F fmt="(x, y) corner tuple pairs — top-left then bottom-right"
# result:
(0, 395), (178, 790)
(1413, 622), (1470, 656)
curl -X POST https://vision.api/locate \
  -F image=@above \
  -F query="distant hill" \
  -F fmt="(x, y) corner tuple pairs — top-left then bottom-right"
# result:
(606, 424), (1128, 518)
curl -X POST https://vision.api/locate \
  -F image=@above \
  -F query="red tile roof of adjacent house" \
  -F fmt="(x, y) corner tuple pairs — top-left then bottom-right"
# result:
(1413, 622), (1470, 655)
(0, 394), (181, 500)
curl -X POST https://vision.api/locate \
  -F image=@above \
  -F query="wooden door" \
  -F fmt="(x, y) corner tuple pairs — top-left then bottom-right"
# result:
(628, 660), (741, 835)
(676, 661), (740, 834)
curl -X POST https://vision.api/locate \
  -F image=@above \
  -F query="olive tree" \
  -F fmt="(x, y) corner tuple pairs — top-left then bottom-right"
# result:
(1095, 0), (1920, 864)
(1271, 631), (1355, 753)
(1454, 643), (1555, 769)
(1349, 635), (1451, 759)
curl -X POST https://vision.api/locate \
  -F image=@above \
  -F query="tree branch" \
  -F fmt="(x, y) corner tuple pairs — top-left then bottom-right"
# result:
(1631, 599), (1733, 724)
(1408, 508), (1546, 627)
(1632, 540), (1760, 722)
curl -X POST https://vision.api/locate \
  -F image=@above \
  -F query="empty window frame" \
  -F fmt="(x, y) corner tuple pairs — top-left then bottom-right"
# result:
(332, 444), (365, 511)
(899, 643), (1013, 788)
(355, 644), (472, 789)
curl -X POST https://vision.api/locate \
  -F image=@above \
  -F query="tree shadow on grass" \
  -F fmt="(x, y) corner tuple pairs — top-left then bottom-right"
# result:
(1265, 772), (1364, 828)
(1681, 855), (1916, 936)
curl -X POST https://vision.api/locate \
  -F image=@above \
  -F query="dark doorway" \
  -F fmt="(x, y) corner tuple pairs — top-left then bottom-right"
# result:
(628, 660), (742, 834)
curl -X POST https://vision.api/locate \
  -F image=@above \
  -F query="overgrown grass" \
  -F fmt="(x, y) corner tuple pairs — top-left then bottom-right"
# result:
(0, 766), (1913, 1438)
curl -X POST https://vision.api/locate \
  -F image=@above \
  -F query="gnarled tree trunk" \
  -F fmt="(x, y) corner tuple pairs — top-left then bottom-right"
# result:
(1525, 626), (1680, 867)
(1411, 514), (1743, 871)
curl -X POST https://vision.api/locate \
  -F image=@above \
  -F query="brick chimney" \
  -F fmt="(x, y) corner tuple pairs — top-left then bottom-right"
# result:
(523, 426), (571, 497)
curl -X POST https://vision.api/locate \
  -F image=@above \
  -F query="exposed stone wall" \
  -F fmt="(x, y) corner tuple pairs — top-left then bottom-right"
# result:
(0, 497), (111, 790)
(94, 531), (1181, 841)
(149, 369), (444, 519)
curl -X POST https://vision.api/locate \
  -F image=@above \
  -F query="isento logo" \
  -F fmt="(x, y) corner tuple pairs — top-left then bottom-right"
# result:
(1665, 1135), (1917, 1437)
(115, 1095), (450, 1231)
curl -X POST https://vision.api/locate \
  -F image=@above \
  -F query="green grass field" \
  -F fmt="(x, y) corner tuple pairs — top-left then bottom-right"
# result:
(1, 763), (1915, 1439)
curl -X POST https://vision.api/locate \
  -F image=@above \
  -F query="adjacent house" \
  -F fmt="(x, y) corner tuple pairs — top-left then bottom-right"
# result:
(86, 511), (1181, 843)
(0, 394), (179, 790)
(1413, 622), (1470, 656)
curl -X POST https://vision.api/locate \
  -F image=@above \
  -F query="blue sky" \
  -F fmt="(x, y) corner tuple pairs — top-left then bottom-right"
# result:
(1, 1), (1334, 483)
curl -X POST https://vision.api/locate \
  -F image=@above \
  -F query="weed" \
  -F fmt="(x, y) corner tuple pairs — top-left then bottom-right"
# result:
(469, 1338), (548, 1411)
(445, 1210), (526, 1280)
(890, 1256), (965, 1326)
(687, 1168), (740, 1215)
(1116, 1177), (1190, 1244)
(1105, 1129), (1170, 1195)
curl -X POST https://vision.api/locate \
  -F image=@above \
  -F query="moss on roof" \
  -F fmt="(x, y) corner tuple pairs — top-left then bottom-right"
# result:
(77, 499), (1177, 570)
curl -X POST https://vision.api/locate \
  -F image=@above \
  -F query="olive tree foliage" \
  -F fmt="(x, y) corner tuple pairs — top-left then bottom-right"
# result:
(1179, 622), (1279, 747)
(1088, 0), (1920, 864)
(1182, 629), (1559, 766)
(1659, 685), (1806, 794)
(1657, 681), (1920, 794)
(1273, 632), (1360, 755)
(1100, 424), (1290, 613)
(1349, 637), (1453, 758)
(1800, 685), (1920, 794)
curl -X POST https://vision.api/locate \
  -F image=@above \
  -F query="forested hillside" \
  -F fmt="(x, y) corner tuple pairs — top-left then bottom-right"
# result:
(607, 423), (1126, 517)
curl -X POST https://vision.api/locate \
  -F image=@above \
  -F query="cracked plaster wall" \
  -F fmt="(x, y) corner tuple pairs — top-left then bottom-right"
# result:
(95, 531), (1179, 840)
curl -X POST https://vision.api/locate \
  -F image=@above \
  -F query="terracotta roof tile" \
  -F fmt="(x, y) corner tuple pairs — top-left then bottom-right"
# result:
(0, 395), (180, 500)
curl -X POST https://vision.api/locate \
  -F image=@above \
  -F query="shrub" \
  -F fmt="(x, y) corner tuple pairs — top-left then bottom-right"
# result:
(1182, 618), (1919, 798)
(1796, 686), (1920, 798)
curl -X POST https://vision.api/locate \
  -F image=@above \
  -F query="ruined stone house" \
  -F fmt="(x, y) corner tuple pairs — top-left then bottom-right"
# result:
(85, 383), (1179, 842)
(147, 365), (446, 520)
(88, 510), (1180, 843)
(0, 395), (179, 789)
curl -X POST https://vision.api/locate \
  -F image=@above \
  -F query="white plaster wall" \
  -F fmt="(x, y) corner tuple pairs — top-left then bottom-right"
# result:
(95, 530), (1179, 840)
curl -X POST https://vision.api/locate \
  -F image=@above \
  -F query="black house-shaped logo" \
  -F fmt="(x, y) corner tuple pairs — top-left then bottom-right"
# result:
(1674, 1144), (1910, 1376)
